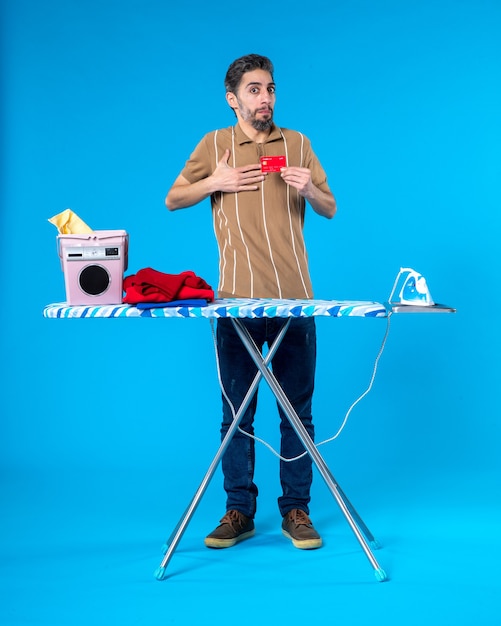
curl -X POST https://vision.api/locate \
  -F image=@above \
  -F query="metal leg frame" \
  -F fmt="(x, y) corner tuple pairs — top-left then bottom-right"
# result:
(154, 319), (292, 581)
(155, 317), (387, 582)
(231, 319), (387, 582)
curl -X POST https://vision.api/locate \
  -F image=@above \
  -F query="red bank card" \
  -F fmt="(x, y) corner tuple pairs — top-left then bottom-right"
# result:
(260, 155), (287, 172)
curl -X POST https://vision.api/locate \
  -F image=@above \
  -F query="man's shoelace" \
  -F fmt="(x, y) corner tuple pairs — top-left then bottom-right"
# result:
(220, 510), (248, 529)
(288, 510), (312, 526)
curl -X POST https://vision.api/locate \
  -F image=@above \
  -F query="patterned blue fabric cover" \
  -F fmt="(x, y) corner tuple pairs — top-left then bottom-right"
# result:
(43, 298), (388, 319)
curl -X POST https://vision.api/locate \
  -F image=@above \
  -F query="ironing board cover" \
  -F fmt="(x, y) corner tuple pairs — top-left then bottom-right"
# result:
(43, 298), (388, 319)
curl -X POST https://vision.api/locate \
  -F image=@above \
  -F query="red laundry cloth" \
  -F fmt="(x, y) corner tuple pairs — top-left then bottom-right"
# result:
(123, 268), (214, 304)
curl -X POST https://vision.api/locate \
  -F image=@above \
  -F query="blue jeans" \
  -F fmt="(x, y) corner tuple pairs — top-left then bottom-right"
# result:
(216, 317), (316, 518)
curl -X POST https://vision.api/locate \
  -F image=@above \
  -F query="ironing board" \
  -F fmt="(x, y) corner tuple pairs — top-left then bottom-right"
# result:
(43, 298), (455, 583)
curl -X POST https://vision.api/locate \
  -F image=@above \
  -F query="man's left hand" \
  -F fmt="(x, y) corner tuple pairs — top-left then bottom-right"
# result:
(280, 166), (337, 218)
(280, 166), (315, 199)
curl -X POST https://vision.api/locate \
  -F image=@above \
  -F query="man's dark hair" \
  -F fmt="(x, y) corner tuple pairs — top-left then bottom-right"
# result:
(224, 54), (274, 94)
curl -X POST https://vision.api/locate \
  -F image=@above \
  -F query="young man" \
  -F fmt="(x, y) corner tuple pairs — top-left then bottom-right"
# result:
(166, 54), (336, 550)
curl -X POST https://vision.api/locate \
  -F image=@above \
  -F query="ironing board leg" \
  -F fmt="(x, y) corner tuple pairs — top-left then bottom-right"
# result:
(232, 319), (388, 582)
(333, 478), (381, 549)
(154, 319), (292, 581)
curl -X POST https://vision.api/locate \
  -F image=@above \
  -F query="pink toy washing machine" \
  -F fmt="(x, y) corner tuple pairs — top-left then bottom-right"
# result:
(57, 230), (129, 305)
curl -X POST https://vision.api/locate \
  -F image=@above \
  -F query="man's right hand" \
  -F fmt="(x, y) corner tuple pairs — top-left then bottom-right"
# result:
(211, 149), (265, 193)
(165, 149), (265, 211)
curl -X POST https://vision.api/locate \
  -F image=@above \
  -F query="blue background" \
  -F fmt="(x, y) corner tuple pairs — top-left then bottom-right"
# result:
(1, 0), (500, 624)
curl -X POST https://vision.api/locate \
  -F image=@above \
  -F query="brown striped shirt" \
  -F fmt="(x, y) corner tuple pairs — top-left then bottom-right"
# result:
(181, 123), (332, 299)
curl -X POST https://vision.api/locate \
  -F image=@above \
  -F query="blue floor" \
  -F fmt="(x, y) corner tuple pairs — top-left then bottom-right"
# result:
(2, 464), (499, 625)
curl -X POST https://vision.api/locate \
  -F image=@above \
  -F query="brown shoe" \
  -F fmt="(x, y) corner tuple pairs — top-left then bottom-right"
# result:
(204, 510), (255, 548)
(282, 509), (322, 549)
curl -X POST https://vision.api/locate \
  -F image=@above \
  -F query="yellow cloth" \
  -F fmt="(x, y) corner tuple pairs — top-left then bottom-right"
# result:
(48, 209), (93, 234)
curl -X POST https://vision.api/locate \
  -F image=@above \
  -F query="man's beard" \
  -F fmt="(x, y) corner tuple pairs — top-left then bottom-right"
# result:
(237, 99), (273, 131)
(252, 117), (273, 131)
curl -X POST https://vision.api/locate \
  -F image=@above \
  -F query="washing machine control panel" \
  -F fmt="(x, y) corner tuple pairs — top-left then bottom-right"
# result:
(64, 246), (122, 261)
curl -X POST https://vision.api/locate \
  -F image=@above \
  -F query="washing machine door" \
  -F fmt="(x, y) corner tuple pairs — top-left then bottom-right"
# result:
(78, 264), (111, 296)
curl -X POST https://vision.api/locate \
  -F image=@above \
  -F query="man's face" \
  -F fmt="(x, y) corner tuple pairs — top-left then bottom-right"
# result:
(227, 69), (276, 131)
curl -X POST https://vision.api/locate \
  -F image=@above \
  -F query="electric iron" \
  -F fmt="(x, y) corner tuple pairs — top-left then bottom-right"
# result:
(388, 267), (435, 306)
